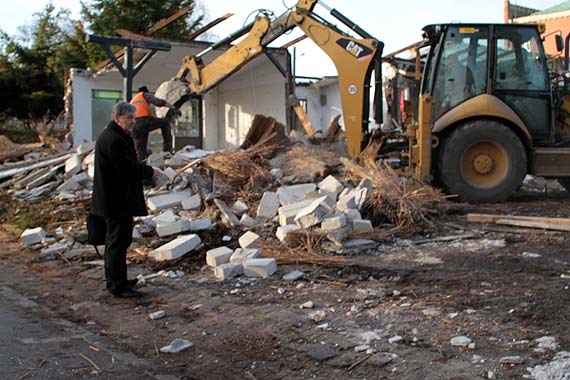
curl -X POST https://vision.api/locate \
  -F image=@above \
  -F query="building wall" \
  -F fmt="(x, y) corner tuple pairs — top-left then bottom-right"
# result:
(513, 11), (570, 58)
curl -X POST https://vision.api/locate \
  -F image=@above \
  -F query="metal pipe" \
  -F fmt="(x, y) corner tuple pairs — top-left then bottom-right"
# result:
(195, 21), (255, 59)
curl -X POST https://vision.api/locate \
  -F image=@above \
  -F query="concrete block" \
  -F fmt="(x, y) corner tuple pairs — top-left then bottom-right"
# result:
(277, 183), (317, 206)
(57, 176), (81, 192)
(87, 163), (95, 179)
(72, 172), (90, 187)
(214, 262), (243, 279)
(26, 165), (62, 189)
(239, 231), (261, 249)
(353, 219), (373, 233)
(240, 213), (261, 228)
(344, 209), (362, 223)
(152, 210), (179, 226)
(269, 168), (283, 179)
(351, 187), (369, 209)
(147, 191), (193, 211)
(336, 194), (358, 212)
(156, 220), (190, 237)
(230, 248), (260, 264)
(321, 213), (347, 231)
(213, 199), (240, 227)
(65, 154), (82, 177)
(294, 197), (330, 228)
(150, 234), (201, 261)
(257, 191), (279, 219)
(276, 225), (300, 242)
(82, 151), (95, 168)
(231, 200), (249, 216)
(189, 218), (212, 231)
(206, 246), (234, 267)
(75, 141), (95, 156)
(181, 194), (202, 211)
(318, 175), (343, 197)
(326, 238), (377, 254)
(243, 258), (277, 278)
(21, 227), (46, 246)
(326, 227), (348, 245)
(163, 167), (177, 182)
(278, 199), (315, 226)
(305, 190), (336, 208)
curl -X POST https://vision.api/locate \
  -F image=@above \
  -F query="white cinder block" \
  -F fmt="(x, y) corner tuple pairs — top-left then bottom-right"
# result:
(240, 214), (260, 228)
(206, 246), (234, 267)
(57, 177), (81, 192)
(163, 167), (177, 182)
(336, 194), (357, 212)
(278, 199), (315, 226)
(82, 151), (95, 167)
(156, 220), (190, 237)
(243, 258), (277, 278)
(231, 200), (249, 216)
(214, 262), (243, 279)
(239, 231), (261, 249)
(257, 191), (279, 219)
(150, 234), (201, 261)
(230, 248), (260, 264)
(277, 183), (317, 206)
(344, 209), (362, 223)
(269, 168), (283, 179)
(87, 163), (95, 179)
(181, 194), (202, 211)
(214, 199), (240, 227)
(152, 210), (179, 226)
(353, 219), (373, 233)
(321, 213), (347, 231)
(75, 141), (96, 156)
(64, 154), (82, 177)
(294, 197), (330, 228)
(147, 191), (193, 211)
(318, 175), (343, 197)
(189, 218), (212, 231)
(21, 227), (46, 246)
(276, 225), (300, 242)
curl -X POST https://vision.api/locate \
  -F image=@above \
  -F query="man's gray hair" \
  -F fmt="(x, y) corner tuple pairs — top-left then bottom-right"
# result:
(112, 101), (136, 119)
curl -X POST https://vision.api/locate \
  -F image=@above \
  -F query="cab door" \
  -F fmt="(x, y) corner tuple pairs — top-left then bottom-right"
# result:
(492, 25), (553, 143)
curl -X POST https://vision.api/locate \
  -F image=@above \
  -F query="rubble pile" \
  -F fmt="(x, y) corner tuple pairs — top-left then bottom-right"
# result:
(3, 114), (457, 281)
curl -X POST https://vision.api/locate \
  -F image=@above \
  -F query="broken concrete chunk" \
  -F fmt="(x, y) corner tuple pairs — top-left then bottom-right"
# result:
(181, 193), (202, 211)
(294, 197), (330, 228)
(152, 210), (179, 226)
(82, 151), (95, 168)
(75, 141), (96, 156)
(160, 338), (193, 353)
(318, 175), (343, 197)
(326, 227), (349, 245)
(214, 262), (243, 279)
(358, 178), (373, 191)
(26, 165), (62, 190)
(150, 234), (201, 261)
(278, 199), (315, 226)
(147, 191), (193, 211)
(239, 231), (261, 249)
(149, 310), (166, 320)
(353, 219), (373, 233)
(269, 168), (283, 179)
(87, 164), (95, 179)
(156, 219), (190, 237)
(56, 176), (81, 192)
(257, 191), (279, 219)
(206, 246), (234, 267)
(21, 227), (46, 246)
(277, 183), (317, 206)
(64, 154), (82, 177)
(343, 209), (362, 223)
(240, 213), (261, 228)
(231, 199), (249, 216)
(243, 258), (277, 278)
(276, 225), (300, 242)
(336, 194), (357, 212)
(189, 218), (212, 231)
(163, 167), (177, 182)
(230, 248), (260, 264)
(213, 199), (240, 227)
(321, 213), (347, 231)
(283, 270), (304, 281)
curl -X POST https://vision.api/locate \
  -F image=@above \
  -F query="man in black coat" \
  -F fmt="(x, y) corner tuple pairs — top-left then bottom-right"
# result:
(91, 101), (158, 298)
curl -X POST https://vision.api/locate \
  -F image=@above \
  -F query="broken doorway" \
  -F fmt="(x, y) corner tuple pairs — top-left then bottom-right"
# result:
(173, 96), (203, 150)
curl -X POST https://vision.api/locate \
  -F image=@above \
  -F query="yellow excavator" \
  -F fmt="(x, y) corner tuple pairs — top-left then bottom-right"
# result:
(171, 0), (570, 203)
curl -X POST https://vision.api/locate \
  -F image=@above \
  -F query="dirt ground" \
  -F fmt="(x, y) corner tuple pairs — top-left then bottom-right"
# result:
(1, 185), (570, 380)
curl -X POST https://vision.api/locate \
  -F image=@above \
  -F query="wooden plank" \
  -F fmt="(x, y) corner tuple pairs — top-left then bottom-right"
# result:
(467, 213), (570, 227)
(147, 5), (194, 34)
(496, 219), (570, 232)
(184, 13), (233, 41)
(281, 35), (308, 49)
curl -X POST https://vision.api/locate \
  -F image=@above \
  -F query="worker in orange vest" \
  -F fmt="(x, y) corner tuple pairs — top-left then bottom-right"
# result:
(130, 86), (177, 162)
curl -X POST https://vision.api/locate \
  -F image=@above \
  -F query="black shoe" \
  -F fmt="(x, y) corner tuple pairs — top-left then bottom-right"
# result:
(111, 289), (146, 298)
(126, 278), (138, 288)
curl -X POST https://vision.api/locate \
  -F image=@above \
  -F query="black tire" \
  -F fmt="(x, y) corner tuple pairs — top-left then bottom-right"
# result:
(437, 120), (527, 203)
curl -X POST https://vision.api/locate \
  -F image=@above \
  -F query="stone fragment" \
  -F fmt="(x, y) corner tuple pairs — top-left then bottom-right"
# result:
(294, 196), (330, 228)
(269, 168), (283, 179)
(160, 338), (193, 353)
(214, 262), (243, 279)
(318, 175), (343, 197)
(276, 225), (300, 242)
(388, 336), (404, 344)
(206, 246), (233, 267)
(231, 200), (249, 216)
(278, 199), (315, 226)
(75, 141), (95, 156)
(214, 199), (240, 227)
(277, 183), (317, 206)
(147, 191), (193, 211)
(336, 194), (357, 212)
(321, 213), (347, 231)
(257, 191), (279, 219)
(181, 194), (201, 210)
(149, 310), (166, 320)
(64, 154), (82, 177)
(343, 208), (362, 223)
(150, 234), (201, 261)
(243, 258), (277, 278)
(500, 356), (523, 365)
(189, 218), (212, 231)
(283, 270), (304, 281)
(230, 248), (260, 264)
(152, 210), (178, 226)
(353, 219), (373, 233)
(450, 336), (472, 347)
(239, 213), (261, 228)
(21, 227), (46, 246)
(155, 220), (190, 237)
(239, 231), (261, 249)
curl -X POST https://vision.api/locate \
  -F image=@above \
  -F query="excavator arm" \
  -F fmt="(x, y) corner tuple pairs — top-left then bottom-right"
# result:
(176, 0), (383, 158)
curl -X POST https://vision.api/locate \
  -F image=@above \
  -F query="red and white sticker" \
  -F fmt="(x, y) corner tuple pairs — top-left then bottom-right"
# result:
(348, 84), (358, 95)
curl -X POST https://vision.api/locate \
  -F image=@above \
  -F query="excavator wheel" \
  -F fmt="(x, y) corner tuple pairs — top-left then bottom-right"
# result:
(436, 120), (527, 203)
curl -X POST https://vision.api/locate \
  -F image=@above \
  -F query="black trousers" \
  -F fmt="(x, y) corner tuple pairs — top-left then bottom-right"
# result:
(132, 116), (173, 162)
(104, 216), (133, 293)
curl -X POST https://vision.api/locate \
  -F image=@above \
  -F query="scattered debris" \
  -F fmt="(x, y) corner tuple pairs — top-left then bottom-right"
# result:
(160, 338), (193, 353)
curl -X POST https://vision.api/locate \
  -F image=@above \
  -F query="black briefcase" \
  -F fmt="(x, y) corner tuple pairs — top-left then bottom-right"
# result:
(87, 213), (106, 246)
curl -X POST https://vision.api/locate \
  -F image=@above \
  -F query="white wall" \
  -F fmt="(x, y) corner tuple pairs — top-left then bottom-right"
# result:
(295, 79), (342, 131)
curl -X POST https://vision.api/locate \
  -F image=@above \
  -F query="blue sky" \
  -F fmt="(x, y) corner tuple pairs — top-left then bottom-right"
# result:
(0, 0), (564, 76)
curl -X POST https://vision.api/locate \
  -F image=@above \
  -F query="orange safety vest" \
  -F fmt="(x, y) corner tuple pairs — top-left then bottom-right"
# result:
(130, 92), (151, 118)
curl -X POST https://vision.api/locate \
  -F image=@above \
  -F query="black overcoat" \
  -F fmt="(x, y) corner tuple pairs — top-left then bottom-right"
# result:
(90, 121), (154, 217)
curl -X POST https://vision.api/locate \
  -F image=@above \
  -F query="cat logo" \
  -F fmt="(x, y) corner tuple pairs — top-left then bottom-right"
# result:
(336, 38), (373, 60)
